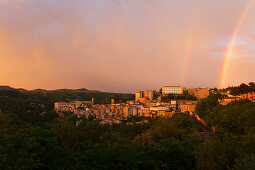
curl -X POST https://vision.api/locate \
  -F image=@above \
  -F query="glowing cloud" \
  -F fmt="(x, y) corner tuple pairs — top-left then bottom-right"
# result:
(219, 0), (254, 89)
(1, 0), (255, 92)
(0, 0), (29, 4)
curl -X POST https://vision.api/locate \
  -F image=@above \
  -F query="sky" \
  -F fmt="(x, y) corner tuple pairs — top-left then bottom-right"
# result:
(0, 0), (255, 93)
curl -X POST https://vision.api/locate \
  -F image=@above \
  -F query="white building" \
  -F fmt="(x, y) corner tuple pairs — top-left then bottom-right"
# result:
(162, 86), (183, 95)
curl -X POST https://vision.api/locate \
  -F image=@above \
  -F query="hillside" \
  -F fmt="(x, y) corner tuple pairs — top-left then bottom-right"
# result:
(1, 83), (255, 169)
(0, 86), (15, 91)
(0, 86), (134, 126)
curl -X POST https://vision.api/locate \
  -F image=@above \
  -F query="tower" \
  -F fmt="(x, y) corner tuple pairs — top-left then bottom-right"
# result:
(111, 99), (115, 105)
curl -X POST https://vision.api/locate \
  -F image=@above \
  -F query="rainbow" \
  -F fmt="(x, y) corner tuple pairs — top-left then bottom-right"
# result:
(182, 35), (193, 86)
(219, 0), (254, 89)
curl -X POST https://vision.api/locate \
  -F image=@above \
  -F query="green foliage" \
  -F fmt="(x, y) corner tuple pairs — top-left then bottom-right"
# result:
(161, 93), (197, 103)
(50, 115), (203, 169)
(2, 84), (255, 169)
(125, 115), (149, 123)
(43, 90), (134, 104)
(196, 133), (242, 170)
(102, 95), (134, 104)
(0, 96), (205, 170)
(228, 82), (255, 95)
(234, 154), (255, 170)
(195, 93), (223, 125)
(172, 113), (203, 134)
(0, 90), (57, 127)
(195, 99), (255, 170)
(0, 113), (67, 169)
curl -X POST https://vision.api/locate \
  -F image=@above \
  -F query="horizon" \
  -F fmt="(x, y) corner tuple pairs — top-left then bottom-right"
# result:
(0, 81), (252, 94)
(0, 0), (255, 93)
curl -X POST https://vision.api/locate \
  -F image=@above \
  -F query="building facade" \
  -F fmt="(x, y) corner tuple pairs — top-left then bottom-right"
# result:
(54, 102), (72, 113)
(240, 92), (255, 102)
(188, 88), (210, 100)
(218, 97), (240, 105)
(135, 91), (144, 101)
(144, 90), (155, 100)
(162, 86), (183, 95)
(136, 90), (155, 101)
(180, 102), (197, 113)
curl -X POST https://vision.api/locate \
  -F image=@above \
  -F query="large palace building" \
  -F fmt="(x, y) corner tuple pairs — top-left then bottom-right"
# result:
(162, 86), (184, 95)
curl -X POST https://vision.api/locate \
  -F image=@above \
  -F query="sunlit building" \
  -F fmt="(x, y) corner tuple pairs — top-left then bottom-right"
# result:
(54, 102), (71, 113)
(136, 90), (155, 101)
(240, 92), (255, 102)
(162, 86), (183, 95)
(135, 91), (144, 101)
(144, 90), (155, 100)
(218, 97), (240, 105)
(188, 88), (210, 100)
(180, 101), (197, 113)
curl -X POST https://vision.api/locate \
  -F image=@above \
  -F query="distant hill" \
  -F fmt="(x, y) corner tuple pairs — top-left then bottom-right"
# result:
(0, 86), (134, 104)
(16, 88), (27, 91)
(0, 86), (130, 95)
(0, 86), (15, 91)
(33, 89), (48, 92)
(0, 86), (134, 126)
(50, 88), (88, 92)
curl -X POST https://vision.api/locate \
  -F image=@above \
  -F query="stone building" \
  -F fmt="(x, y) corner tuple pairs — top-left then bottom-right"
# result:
(188, 88), (210, 100)
(218, 97), (240, 105)
(136, 90), (155, 101)
(180, 101), (197, 113)
(144, 90), (155, 100)
(54, 102), (71, 113)
(240, 92), (255, 102)
(162, 86), (183, 95)
(180, 104), (196, 114)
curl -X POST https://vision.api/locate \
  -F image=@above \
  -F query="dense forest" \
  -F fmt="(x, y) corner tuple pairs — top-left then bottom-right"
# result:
(0, 85), (255, 169)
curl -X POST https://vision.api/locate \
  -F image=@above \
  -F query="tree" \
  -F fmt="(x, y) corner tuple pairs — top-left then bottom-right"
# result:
(0, 113), (67, 169)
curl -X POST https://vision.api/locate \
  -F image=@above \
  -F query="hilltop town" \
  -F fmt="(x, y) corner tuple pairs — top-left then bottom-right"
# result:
(54, 86), (210, 125)
(54, 84), (255, 126)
